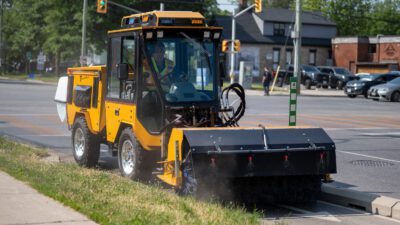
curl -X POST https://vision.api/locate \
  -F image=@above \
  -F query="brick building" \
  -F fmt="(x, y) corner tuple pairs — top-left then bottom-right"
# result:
(211, 8), (337, 79)
(332, 36), (400, 74)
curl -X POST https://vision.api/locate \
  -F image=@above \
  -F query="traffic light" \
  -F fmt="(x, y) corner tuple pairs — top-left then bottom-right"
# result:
(255, 0), (262, 13)
(97, 0), (107, 14)
(222, 40), (231, 52)
(234, 40), (241, 52)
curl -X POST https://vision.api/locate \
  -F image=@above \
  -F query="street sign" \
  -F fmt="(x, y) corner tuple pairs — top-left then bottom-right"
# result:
(26, 51), (32, 60)
(289, 77), (297, 126)
(37, 52), (46, 71)
(80, 56), (87, 66)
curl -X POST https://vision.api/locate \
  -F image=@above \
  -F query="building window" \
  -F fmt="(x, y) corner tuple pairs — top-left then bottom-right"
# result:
(273, 48), (280, 70)
(328, 50), (332, 59)
(368, 44), (376, 54)
(273, 23), (285, 36)
(285, 49), (292, 65)
(309, 49), (316, 66)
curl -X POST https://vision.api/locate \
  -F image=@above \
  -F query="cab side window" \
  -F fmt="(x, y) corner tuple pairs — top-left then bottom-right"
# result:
(107, 35), (136, 101)
(107, 37), (121, 99)
(121, 36), (136, 101)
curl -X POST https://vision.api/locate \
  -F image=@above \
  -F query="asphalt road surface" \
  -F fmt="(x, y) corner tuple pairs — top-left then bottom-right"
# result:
(1, 79), (400, 225)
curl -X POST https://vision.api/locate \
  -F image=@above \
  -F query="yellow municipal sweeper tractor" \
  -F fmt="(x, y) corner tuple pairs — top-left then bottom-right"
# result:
(55, 11), (336, 203)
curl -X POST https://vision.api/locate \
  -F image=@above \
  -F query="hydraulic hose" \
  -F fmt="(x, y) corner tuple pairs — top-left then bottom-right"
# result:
(220, 83), (246, 127)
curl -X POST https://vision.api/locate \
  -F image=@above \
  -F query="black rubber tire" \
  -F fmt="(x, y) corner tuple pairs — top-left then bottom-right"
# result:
(330, 85), (337, 89)
(336, 80), (344, 90)
(71, 117), (100, 167)
(323, 85), (329, 89)
(117, 127), (150, 181)
(364, 92), (369, 99)
(347, 94), (357, 98)
(305, 79), (312, 89)
(391, 91), (400, 102)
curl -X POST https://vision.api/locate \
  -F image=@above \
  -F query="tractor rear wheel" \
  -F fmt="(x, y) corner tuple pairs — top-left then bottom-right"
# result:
(72, 117), (100, 167)
(118, 127), (151, 181)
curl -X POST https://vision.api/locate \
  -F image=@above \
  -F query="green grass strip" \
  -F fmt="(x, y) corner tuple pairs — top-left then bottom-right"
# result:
(0, 137), (262, 225)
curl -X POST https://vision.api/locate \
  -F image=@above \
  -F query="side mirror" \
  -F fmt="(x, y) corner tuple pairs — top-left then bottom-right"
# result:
(117, 63), (128, 80)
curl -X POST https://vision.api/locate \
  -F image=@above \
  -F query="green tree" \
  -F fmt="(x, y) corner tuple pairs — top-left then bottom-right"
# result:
(302, 0), (371, 36)
(2, 0), (219, 74)
(2, 0), (47, 72)
(368, 0), (400, 35)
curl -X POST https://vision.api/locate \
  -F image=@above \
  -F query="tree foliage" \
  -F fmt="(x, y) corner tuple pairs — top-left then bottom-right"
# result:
(302, 0), (400, 36)
(1, 0), (218, 74)
(1, 0), (400, 74)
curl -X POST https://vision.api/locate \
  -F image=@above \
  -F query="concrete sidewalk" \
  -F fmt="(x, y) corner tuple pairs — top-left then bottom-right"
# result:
(0, 171), (98, 225)
(245, 87), (347, 97)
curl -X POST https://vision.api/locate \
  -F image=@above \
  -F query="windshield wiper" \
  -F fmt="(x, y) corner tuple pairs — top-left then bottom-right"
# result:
(179, 32), (211, 57)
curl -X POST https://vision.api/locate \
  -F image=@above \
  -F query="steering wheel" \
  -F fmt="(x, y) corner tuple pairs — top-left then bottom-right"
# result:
(177, 72), (188, 82)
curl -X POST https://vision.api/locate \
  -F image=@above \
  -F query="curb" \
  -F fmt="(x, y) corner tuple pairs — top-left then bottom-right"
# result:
(245, 90), (347, 98)
(321, 183), (400, 219)
(0, 78), (56, 86)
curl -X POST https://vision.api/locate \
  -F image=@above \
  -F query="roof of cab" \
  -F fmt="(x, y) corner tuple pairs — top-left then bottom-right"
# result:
(122, 11), (204, 21)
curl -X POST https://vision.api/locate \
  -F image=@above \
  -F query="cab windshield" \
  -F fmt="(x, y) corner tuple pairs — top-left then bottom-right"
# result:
(144, 33), (216, 103)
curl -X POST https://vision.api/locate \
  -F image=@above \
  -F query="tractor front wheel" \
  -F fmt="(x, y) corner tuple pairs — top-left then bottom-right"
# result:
(118, 127), (150, 181)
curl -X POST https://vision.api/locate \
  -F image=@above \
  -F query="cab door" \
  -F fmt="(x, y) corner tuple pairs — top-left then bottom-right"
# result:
(105, 33), (137, 144)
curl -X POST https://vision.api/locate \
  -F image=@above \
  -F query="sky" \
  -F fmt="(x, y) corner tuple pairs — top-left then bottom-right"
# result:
(217, 0), (237, 12)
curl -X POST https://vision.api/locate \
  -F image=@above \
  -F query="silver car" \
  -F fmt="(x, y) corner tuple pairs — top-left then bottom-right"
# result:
(368, 77), (400, 102)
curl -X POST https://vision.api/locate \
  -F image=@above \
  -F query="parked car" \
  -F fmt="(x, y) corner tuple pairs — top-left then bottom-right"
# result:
(277, 65), (330, 89)
(318, 66), (358, 89)
(367, 77), (400, 102)
(345, 71), (400, 98)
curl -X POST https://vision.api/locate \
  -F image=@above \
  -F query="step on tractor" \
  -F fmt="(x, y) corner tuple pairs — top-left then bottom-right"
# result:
(54, 11), (337, 203)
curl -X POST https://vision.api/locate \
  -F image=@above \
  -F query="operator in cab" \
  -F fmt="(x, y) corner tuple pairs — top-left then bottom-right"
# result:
(143, 42), (175, 91)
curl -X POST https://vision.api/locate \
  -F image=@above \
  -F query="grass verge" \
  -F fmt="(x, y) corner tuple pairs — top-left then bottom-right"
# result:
(0, 137), (261, 225)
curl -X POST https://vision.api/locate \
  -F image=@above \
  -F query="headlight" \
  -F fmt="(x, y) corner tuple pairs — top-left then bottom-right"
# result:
(356, 83), (365, 87)
(380, 88), (388, 92)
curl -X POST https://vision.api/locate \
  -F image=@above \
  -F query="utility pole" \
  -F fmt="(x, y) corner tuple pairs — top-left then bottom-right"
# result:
(293, 0), (302, 94)
(289, 0), (302, 126)
(81, 0), (88, 66)
(229, 9), (236, 84)
(0, 0), (3, 75)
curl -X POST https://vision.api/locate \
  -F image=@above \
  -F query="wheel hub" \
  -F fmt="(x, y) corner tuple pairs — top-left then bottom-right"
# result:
(121, 140), (135, 175)
(74, 128), (85, 158)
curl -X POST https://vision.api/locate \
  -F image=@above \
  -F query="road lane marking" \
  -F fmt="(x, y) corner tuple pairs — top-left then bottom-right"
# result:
(0, 115), (65, 136)
(279, 204), (341, 222)
(360, 132), (400, 137)
(302, 114), (400, 129)
(337, 150), (400, 164)
(325, 127), (400, 131)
